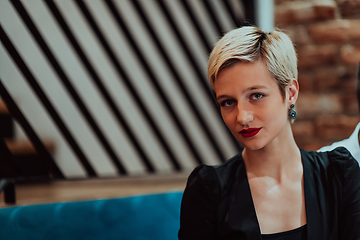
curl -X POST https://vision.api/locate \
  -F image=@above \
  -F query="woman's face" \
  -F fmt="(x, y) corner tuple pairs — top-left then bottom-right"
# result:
(213, 61), (297, 151)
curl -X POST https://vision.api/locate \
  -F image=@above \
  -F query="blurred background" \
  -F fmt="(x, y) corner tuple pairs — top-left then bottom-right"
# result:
(0, 0), (359, 205)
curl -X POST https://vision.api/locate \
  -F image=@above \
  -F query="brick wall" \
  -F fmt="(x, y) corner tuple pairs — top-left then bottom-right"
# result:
(275, 0), (360, 150)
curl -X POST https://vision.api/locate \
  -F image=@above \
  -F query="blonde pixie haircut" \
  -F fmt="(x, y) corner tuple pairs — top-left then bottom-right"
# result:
(208, 26), (297, 99)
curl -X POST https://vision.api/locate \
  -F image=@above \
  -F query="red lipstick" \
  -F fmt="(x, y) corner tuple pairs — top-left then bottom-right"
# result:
(240, 128), (262, 138)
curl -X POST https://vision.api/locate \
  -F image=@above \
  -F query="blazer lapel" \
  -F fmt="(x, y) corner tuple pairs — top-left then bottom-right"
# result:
(229, 160), (262, 240)
(301, 149), (325, 240)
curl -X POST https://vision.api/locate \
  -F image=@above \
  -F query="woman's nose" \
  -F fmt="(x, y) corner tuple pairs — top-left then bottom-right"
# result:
(236, 108), (254, 126)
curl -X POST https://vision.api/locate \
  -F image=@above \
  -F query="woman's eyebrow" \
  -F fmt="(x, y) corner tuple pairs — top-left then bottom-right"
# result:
(216, 85), (268, 100)
(244, 85), (267, 93)
(216, 95), (230, 101)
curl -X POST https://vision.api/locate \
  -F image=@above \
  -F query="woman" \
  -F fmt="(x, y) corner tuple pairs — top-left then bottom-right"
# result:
(178, 26), (360, 240)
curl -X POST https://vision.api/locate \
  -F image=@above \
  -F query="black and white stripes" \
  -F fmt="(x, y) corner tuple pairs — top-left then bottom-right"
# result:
(0, 0), (253, 178)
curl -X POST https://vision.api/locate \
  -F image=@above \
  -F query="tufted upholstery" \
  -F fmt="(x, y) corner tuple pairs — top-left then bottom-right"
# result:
(0, 191), (183, 240)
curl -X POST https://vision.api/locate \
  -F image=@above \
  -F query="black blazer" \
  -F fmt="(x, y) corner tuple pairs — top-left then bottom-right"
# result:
(178, 147), (360, 240)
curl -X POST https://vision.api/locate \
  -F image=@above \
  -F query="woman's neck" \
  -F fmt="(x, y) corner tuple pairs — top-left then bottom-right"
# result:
(242, 127), (301, 182)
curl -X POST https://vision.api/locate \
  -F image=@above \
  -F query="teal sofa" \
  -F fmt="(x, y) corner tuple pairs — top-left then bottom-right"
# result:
(0, 191), (183, 240)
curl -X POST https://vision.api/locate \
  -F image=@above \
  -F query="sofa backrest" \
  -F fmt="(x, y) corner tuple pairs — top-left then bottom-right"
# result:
(0, 191), (183, 240)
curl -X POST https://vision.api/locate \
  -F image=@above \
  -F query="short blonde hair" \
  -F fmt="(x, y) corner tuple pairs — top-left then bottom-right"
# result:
(208, 26), (297, 98)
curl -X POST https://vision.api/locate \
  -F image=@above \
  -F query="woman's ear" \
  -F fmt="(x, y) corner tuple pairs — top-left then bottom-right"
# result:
(286, 79), (299, 105)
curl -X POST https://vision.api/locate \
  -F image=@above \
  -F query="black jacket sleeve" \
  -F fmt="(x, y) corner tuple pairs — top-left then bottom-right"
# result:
(178, 165), (221, 240)
(329, 147), (360, 240)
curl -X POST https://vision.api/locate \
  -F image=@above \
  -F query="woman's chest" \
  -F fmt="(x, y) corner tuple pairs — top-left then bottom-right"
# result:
(248, 179), (306, 234)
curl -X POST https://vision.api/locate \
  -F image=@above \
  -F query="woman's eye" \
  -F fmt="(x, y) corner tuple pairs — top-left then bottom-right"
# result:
(220, 100), (235, 107)
(251, 93), (264, 100)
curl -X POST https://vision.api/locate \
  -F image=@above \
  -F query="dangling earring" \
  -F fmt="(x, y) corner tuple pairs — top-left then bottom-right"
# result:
(288, 104), (296, 120)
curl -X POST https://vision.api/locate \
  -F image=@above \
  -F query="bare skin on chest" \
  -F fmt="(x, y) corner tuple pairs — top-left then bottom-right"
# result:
(247, 159), (306, 234)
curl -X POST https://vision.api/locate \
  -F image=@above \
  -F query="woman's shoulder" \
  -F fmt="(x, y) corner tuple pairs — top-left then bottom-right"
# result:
(303, 146), (356, 163)
(302, 146), (360, 178)
(213, 152), (244, 181)
(186, 152), (244, 189)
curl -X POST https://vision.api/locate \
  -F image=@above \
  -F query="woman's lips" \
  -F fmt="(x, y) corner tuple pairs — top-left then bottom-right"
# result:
(239, 128), (262, 138)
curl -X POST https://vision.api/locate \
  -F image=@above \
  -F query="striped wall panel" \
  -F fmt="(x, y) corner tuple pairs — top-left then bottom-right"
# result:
(0, 0), (252, 179)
